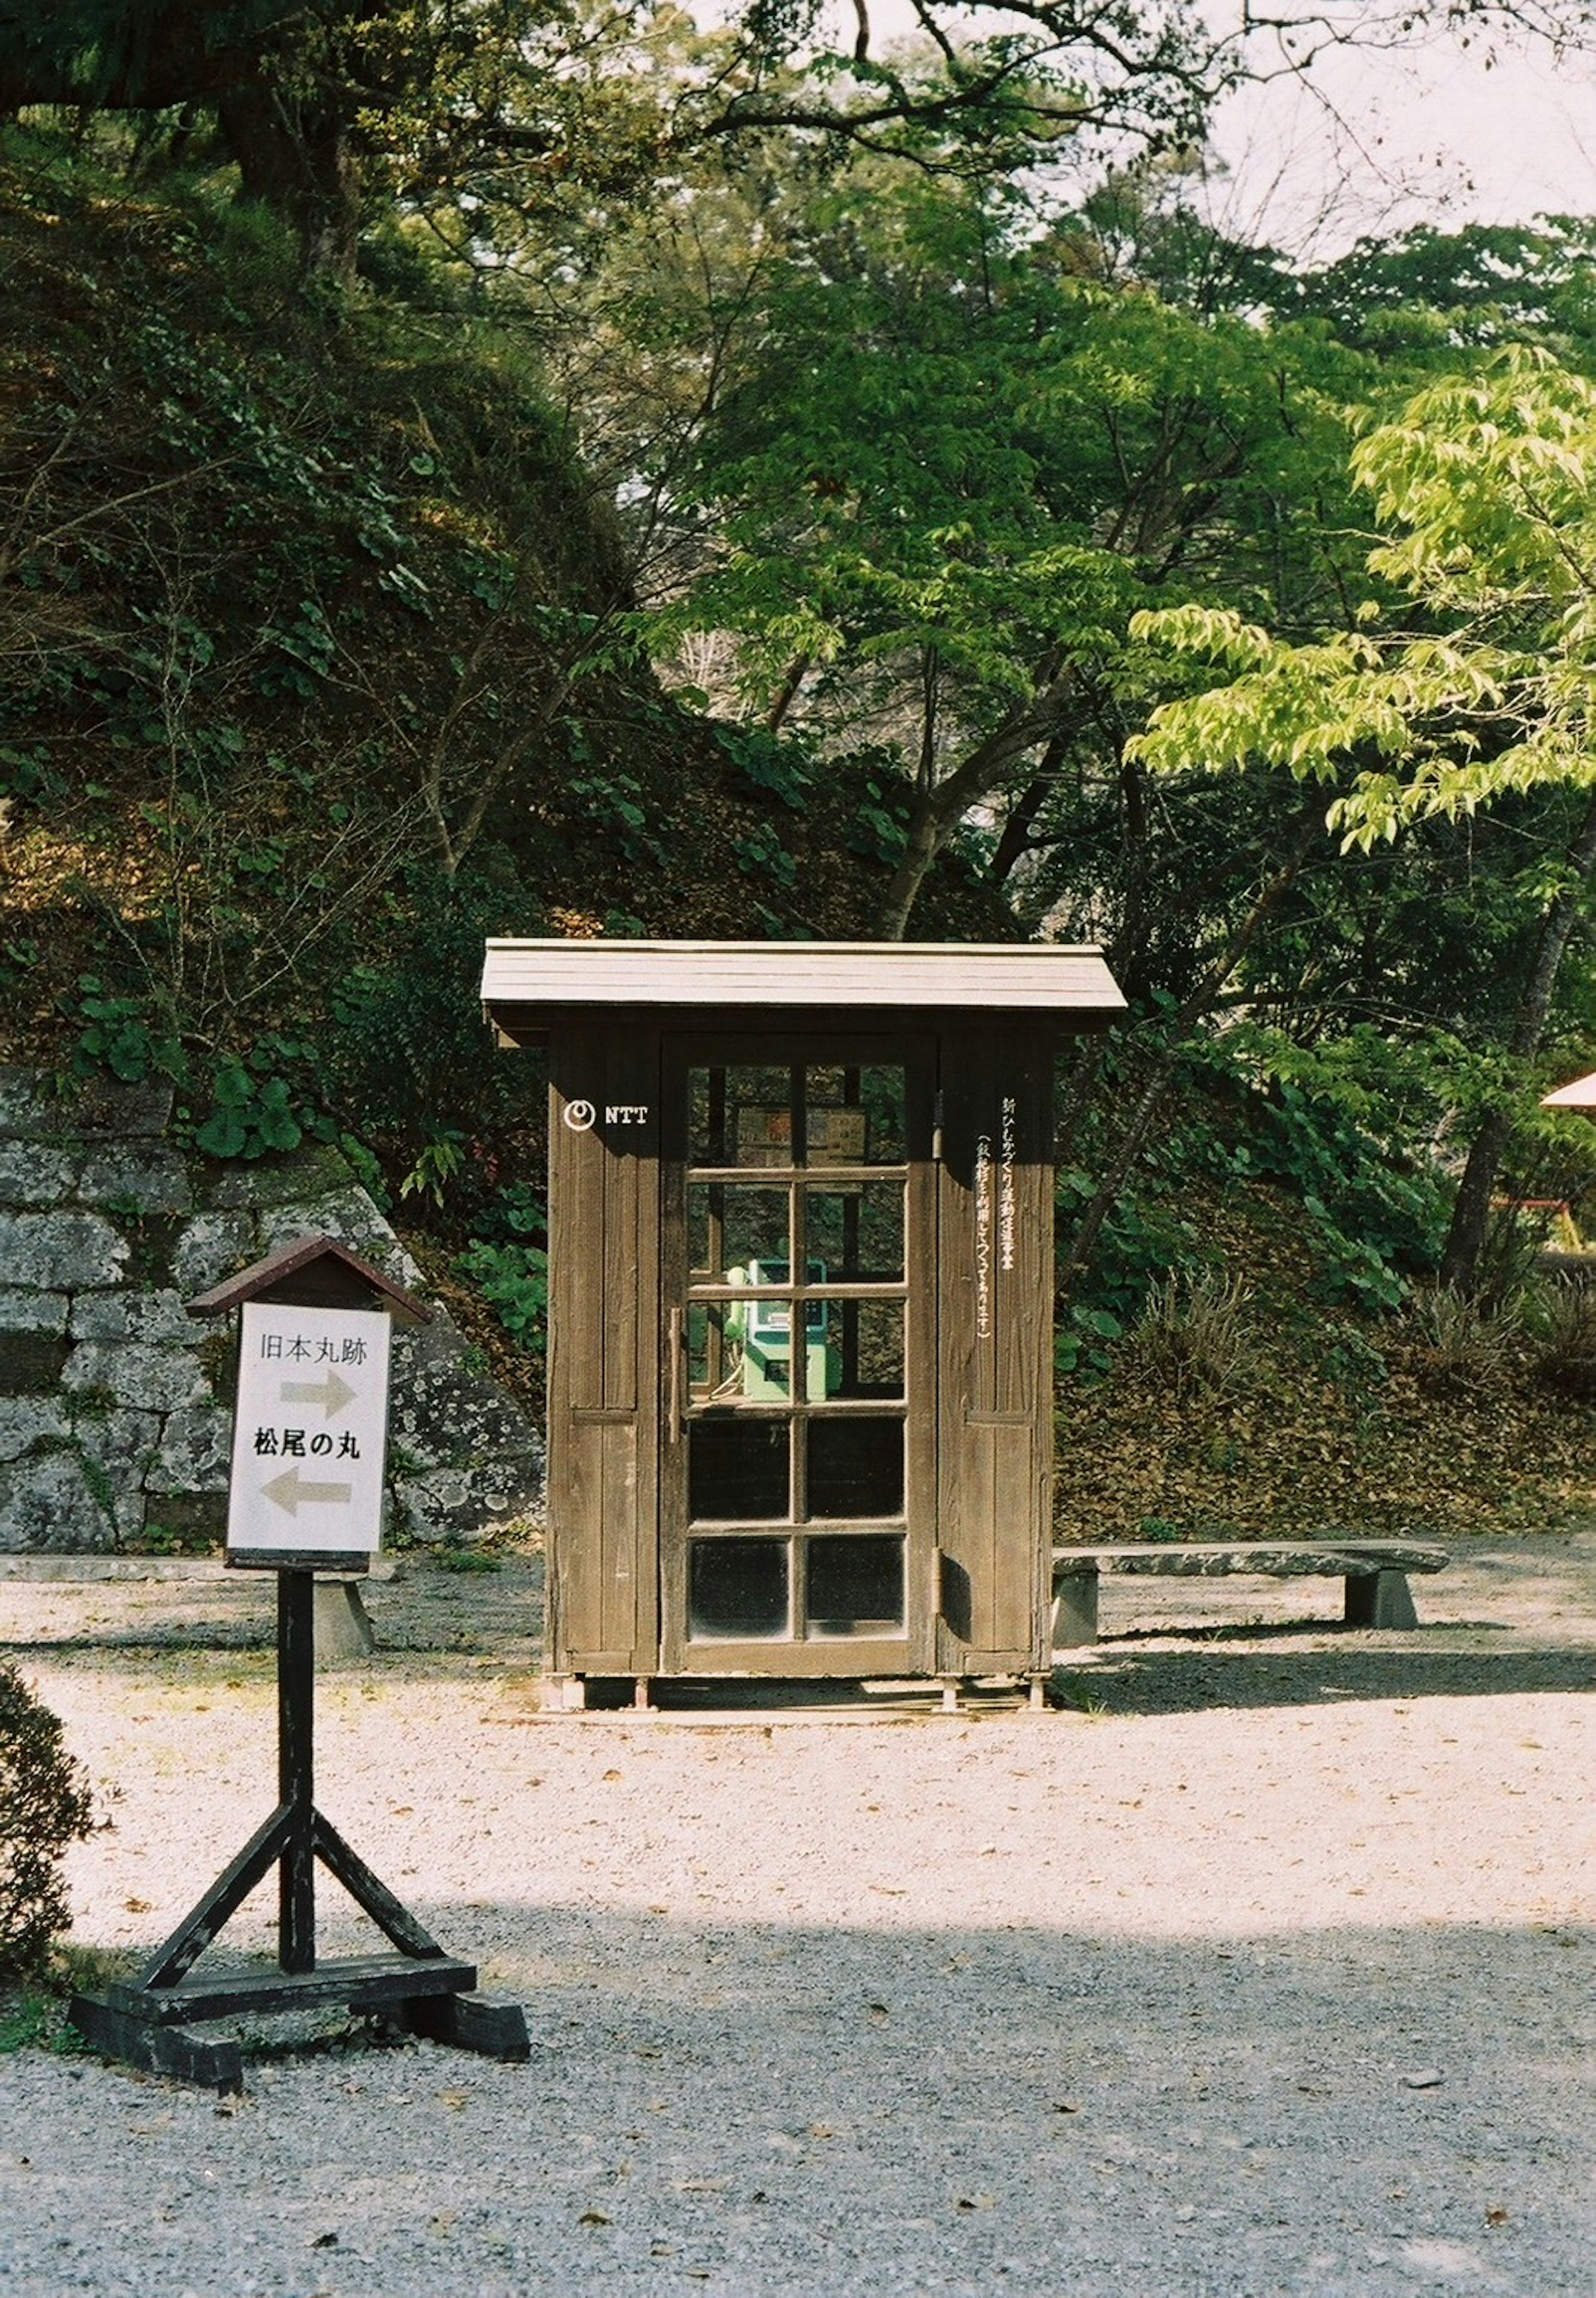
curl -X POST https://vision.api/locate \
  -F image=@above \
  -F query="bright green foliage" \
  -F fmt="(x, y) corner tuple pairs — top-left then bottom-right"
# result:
(1130, 349), (1596, 848)
(457, 1187), (550, 1348)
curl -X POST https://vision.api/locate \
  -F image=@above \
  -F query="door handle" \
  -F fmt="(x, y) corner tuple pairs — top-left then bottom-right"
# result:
(667, 1306), (683, 1443)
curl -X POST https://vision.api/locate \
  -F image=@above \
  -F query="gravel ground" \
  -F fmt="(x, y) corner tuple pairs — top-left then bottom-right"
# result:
(1, 1536), (1593, 2298)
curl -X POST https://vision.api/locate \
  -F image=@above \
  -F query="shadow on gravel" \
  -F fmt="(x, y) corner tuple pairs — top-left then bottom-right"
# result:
(15, 1907), (1591, 2298)
(1058, 1639), (1596, 1714)
(0, 1624), (278, 1655)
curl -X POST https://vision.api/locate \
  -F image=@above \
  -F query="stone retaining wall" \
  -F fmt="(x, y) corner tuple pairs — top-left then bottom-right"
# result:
(0, 1068), (543, 1553)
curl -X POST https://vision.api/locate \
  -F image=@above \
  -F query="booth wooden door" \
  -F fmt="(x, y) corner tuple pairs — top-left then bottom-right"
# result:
(658, 1037), (938, 1675)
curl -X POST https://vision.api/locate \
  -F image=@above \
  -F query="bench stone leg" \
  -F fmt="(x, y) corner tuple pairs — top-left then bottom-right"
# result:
(313, 1579), (374, 1666)
(1344, 1569), (1418, 1629)
(1052, 1569), (1101, 1649)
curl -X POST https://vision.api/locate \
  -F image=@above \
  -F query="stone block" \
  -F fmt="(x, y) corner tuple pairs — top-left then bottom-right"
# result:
(0, 1210), (128, 1290)
(0, 1142), (79, 1206)
(394, 1454), (544, 1544)
(0, 1451), (116, 1552)
(390, 1323), (540, 1464)
(0, 1398), (70, 1462)
(314, 1579), (375, 1665)
(69, 1288), (196, 1345)
(63, 1340), (209, 1413)
(0, 1331), (71, 1394)
(171, 1212), (259, 1296)
(138, 1490), (228, 1549)
(71, 1413), (161, 1541)
(144, 1405), (232, 1494)
(77, 1146), (194, 1214)
(74, 1408), (161, 1478)
(0, 1067), (173, 1140)
(203, 1143), (351, 1210)
(259, 1187), (398, 1264)
(0, 1290), (69, 1335)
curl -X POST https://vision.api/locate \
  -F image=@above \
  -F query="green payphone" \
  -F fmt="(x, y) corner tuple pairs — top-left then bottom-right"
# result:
(726, 1260), (838, 1400)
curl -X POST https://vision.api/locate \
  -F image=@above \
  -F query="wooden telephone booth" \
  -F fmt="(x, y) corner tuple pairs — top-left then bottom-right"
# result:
(480, 941), (1125, 1704)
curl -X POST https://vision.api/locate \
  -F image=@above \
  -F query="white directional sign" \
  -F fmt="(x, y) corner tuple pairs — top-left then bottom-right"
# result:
(227, 1302), (391, 1558)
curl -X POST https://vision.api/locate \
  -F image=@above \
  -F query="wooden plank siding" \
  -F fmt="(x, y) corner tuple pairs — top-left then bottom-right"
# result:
(935, 1027), (1055, 1675)
(546, 1023), (661, 1675)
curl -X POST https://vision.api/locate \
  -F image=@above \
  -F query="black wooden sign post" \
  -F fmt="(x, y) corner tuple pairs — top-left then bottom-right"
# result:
(69, 1236), (529, 2093)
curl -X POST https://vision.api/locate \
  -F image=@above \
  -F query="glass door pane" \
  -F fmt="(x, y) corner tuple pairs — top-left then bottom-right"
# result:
(688, 1184), (791, 1284)
(665, 1038), (932, 1670)
(806, 1536), (905, 1636)
(689, 1538), (791, 1639)
(688, 1419), (789, 1521)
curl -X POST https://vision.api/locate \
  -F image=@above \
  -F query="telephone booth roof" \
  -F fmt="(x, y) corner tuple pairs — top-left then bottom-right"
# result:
(1543, 1071), (1596, 1110)
(481, 938), (1126, 1041)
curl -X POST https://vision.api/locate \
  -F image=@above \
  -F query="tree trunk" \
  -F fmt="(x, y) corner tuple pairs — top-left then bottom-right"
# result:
(989, 743), (1065, 887)
(217, 86), (361, 287)
(877, 677), (1070, 938)
(1438, 788), (1596, 1294)
(0, 11), (359, 280)
(763, 653), (811, 734)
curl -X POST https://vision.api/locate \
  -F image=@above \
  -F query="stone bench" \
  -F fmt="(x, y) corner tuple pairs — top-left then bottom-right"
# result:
(1051, 1539), (1451, 1648)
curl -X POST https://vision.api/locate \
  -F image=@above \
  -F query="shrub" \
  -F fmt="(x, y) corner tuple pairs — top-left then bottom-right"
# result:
(0, 1661), (96, 1984)
(1118, 1268), (1255, 1397)
(1528, 1278), (1596, 1399)
(1402, 1286), (1520, 1394)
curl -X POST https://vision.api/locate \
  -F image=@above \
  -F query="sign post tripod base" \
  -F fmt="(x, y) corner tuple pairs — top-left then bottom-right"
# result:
(69, 1570), (529, 2093)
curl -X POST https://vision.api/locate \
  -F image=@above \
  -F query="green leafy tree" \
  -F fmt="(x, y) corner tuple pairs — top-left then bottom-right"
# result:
(0, 0), (1222, 280)
(1130, 346), (1596, 1289)
(638, 165), (1377, 936)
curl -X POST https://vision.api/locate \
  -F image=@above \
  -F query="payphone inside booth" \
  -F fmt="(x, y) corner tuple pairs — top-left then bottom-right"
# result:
(479, 941), (1125, 1706)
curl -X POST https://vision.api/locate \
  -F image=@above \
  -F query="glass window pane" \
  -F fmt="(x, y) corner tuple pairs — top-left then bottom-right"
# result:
(691, 1066), (793, 1167)
(803, 1066), (865, 1169)
(689, 1538), (791, 1639)
(689, 1419), (789, 1521)
(859, 1066), (906, 1164)
(831, 1301), (904, 1400)
(689, 1185), (790, 1285)
(805, 1535), (905, 1635)
(803, 1057), (891, 1167)
(807, 1418), (904, 1520)
(805, 1182), (904, 1283)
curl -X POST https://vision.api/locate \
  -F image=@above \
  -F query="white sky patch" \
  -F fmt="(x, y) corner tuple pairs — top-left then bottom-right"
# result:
(778, 0), (1596, 252)
(1210, 27), (1596, 257)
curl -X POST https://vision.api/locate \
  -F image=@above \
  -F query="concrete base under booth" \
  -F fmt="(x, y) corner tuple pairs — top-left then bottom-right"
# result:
(537, 1672), (1052, 1719)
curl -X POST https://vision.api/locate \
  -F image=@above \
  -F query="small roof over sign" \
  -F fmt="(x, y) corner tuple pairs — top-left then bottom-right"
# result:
(481, 938), (1126, 1040)
(186, 1234), (431, 1324)
(1542, 1071), (1596, 1111)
